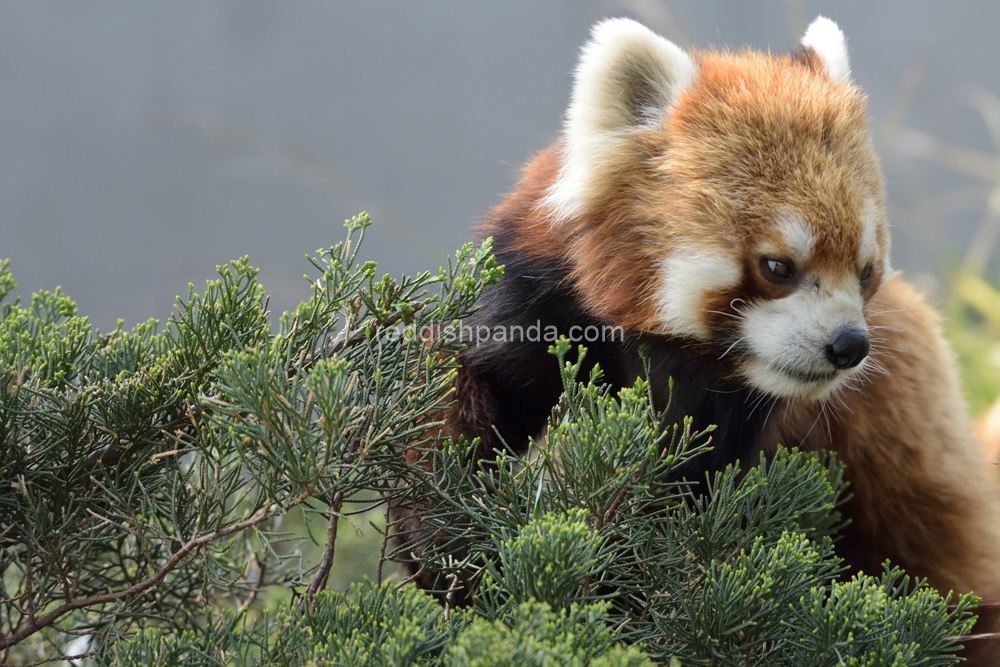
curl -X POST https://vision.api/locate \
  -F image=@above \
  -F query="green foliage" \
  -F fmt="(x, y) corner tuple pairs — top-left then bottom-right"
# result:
(0, 214), (979, 665)
(479, 509), (604, 613)
(395, 339), (976, 666)
(110, 584), (648, 667)
(447, 600), (653, 667)
(0, 213), (500, 663)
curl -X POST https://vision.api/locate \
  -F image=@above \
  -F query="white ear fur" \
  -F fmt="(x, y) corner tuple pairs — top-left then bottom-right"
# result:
(801, 16), (851, 84)
(543, 18), (695, 222)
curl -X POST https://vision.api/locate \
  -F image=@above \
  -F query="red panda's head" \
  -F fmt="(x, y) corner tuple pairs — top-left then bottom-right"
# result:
(541, 17), (889, 401)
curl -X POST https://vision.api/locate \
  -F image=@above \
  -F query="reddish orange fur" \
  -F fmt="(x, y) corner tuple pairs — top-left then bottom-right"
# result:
(474, 39), (1000, 664)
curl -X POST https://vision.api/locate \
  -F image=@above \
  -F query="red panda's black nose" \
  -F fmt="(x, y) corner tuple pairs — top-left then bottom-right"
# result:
(825, 327), (870, 369)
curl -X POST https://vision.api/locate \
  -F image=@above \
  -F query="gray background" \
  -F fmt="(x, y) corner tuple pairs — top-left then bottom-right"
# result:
(3, 1), (999, 330)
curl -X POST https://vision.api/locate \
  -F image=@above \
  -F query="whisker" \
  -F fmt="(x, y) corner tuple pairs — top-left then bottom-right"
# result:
(705, 386), (743, 395)
(763, 353), (785, 374)
(798, 406), (825, 448)
(831, 388), (854, 416)
(866, 306), (905, 317)
(707, 310), (745, 320)
(719, 337), (746, 360)
(746, 388), (774, 419)
(820, 400), (834, 442)
(762, 396), (780, 430)
(863, 358), (891, 377)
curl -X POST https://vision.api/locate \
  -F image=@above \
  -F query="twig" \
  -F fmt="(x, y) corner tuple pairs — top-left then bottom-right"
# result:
(948, 600), (1000, 609)
(236, 555), (267, 616)
(598, 479), (637, 530)
(290, 302), (426, 379)
(443, 573), (462, 621)
(303, 490), (344, 598)
(376, 503), (391, 586)
(0, 493), (309, 652)
(331, 301), (425, 352)
(301, 407), (370, 600)
(947, 632), (1000, 642)
(12, 650), (94, 667)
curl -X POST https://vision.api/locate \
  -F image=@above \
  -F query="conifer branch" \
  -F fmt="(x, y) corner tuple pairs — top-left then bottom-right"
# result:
(303, 490), (344, 599)
(0, 494), (308, 652)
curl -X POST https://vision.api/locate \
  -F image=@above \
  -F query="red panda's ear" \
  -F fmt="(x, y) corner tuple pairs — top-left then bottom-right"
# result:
(543, 18), (695, 222)
(797, 16), (851, 84)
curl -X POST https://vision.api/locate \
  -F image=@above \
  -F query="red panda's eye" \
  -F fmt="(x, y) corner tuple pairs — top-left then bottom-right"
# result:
(762, 257), (795, 282)
(860, 264), (874, 285)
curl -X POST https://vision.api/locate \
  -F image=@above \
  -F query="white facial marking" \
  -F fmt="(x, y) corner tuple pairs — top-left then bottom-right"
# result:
(740, 281), (867, 400)
(775, 213), (815, 263)
(543, 18), (695, 222)
(657, 252), (741, 340)
(801, 16), (851, 84)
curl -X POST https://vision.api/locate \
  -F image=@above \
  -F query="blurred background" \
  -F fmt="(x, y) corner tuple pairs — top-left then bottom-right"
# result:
(6, 1), (1000, 586)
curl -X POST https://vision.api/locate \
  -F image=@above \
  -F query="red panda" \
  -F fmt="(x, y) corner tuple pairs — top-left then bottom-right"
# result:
(419, 16), (1000, 662)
